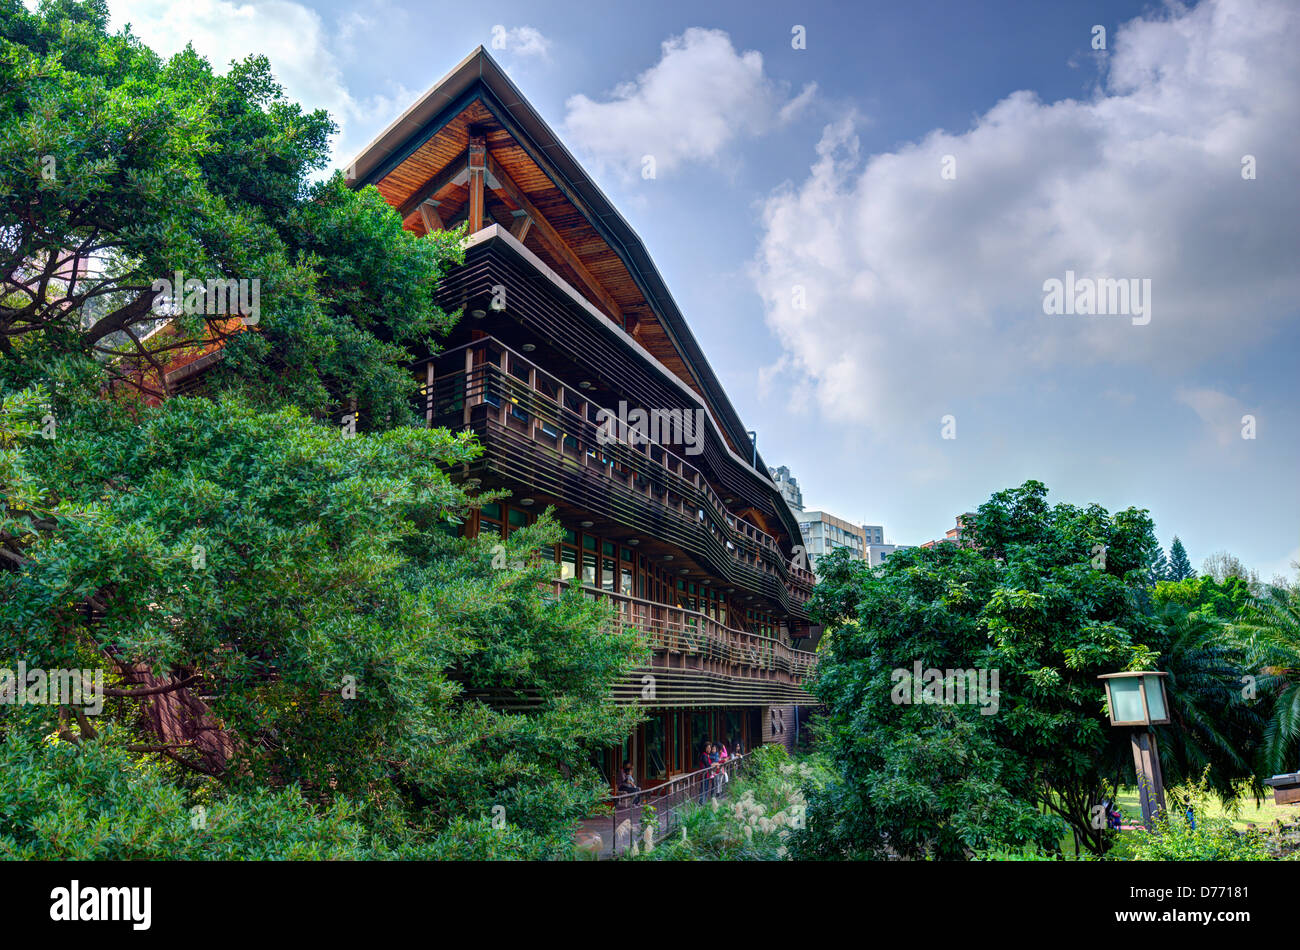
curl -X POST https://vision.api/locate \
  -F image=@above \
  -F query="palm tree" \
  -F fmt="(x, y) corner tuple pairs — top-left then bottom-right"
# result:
(1147, 604), (1262, 802)
(1236, 584), (1300, 773)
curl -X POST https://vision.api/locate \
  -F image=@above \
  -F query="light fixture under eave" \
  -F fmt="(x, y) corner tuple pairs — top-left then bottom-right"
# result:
(663, 555), (674, 561)
(470, 309), (487, 319)
(521, 343), (536, 352)
(580, 521), (593, 528)
(578, 381), (593, 389)
(628, 539), (639, 545)
(519, 498), (535, 506)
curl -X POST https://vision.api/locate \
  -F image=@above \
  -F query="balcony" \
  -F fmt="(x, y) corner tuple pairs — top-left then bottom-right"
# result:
(418, 337), (816, 616)
(560, 581), (818, 688)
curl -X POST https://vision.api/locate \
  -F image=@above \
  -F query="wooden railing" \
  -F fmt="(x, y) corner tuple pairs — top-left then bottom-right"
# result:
(417, 337), (816, 608)
(582, 750), (752, 858)
(558, 581), (818, 682)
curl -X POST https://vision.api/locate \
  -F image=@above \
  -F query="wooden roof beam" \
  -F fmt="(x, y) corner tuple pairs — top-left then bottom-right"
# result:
(509, 209), (532, 241)
(396, 149), (469, 220)
(484, 150), (623, 323)
(418, 200), (444, 234)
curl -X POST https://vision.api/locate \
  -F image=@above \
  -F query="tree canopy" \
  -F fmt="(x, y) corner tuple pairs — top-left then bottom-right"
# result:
(795, 481), (1262, 859)
(0, 0), (646, 859)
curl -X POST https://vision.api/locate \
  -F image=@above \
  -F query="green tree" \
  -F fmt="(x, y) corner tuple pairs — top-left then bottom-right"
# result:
(1149, 546), (1169, 585)
(0, 0), (647, 859)
(1235, 585), (1300, 773)
(796, 481), (1257, 859)
(1, 392), (647, 857)
(0, 0), (463, 425)
(1168, 536), (1195, 581)
(1143, 604), (1262, 803)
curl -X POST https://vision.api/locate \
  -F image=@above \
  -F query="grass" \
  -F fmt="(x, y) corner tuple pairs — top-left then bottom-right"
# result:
(1040, 784), (1295, 859)
(1114, 785), (1291, 831)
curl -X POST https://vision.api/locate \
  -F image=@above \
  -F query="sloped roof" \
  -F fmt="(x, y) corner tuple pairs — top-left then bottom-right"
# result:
(345, 47), (797, 542)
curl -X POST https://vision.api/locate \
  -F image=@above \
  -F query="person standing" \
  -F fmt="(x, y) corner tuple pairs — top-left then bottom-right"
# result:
(698, 742), (713, 803)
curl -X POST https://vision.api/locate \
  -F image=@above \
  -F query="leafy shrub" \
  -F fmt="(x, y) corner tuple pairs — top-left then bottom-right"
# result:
(1109, 778), (1274, 861)
(636, 747), (833, 861)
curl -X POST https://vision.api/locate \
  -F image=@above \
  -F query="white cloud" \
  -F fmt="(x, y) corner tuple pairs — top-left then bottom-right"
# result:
(750, 0), (1300, 432)
(1176, 386), (1251, 447)
(564, 28), (815, 178)
(490, 25), (551, 59)
(106, 0), (410, 170)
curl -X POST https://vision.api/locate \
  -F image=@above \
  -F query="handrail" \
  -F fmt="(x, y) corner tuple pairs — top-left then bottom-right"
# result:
(606, 749), (750, 811)
(421, 333), (800, 565)
(419, 339), (816, 600)
(557, 580), (818, 680)
(587, 750), (753, 857)
(419, 338), (814, 586)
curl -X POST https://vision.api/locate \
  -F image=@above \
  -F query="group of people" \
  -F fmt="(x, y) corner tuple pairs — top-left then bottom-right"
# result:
(697, 738), (733, 802)
(614, 737), (742, 808)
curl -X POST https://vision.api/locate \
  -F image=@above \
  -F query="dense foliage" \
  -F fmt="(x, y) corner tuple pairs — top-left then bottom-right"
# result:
(636, 745), (833, 861)
(0, 0), (646, 859)
(795, 481), (1264, 859)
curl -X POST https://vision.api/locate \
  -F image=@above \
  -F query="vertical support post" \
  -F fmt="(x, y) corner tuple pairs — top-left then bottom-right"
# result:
(1130, 728), (1166, 829)
(425, 361), (435, 428)
(467, 132), (486, 233)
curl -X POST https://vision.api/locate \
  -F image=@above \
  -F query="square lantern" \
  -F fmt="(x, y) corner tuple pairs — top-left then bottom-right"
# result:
(1098, 671), (1170, 726)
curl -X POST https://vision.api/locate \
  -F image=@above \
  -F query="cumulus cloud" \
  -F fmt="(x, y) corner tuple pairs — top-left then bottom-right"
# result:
(564, 27), (816, 178)
(1176, 386), (1254, 447)
(490, 25), (551, 58)
(750, 0), (1300, 431)
(107, 0), (412, 170)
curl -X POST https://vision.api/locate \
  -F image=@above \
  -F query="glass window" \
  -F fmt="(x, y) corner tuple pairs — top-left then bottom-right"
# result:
(645, 716), (667, 781)
(560, 547), (577, 581)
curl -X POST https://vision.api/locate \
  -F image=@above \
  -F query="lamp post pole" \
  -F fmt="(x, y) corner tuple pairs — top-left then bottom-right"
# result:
(1129, 728), (1166, 829)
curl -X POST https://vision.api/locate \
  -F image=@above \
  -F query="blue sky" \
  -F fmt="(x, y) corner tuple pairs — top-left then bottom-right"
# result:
(105, 0), (1300, 580)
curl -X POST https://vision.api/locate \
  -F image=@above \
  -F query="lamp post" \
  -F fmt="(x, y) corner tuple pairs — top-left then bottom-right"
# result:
(1098, 671), (1170, 830)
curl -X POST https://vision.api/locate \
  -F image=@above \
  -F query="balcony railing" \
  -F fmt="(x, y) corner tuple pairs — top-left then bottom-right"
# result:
(558, 581), (818, 683)
(579, 750), (752, 859)
(417, 338), (816, 610)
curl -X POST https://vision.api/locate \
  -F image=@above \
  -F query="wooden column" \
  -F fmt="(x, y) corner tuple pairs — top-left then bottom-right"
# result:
(1130, 729), (1166, 828)
(467, 132), (486, 233)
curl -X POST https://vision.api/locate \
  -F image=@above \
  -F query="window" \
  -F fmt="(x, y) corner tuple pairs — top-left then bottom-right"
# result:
(645, 715), (667, 781)
(479, 502), (503, 539)
(506, 507), (528, 534)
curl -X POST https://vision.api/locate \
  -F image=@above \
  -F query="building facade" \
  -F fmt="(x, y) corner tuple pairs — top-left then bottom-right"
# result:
(796, 510), (868, 571)
(345, 48), (817, 791)
(768, 465), (804, 513)
(865, 543), (898, 567)
(921, 513), (975, 549)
